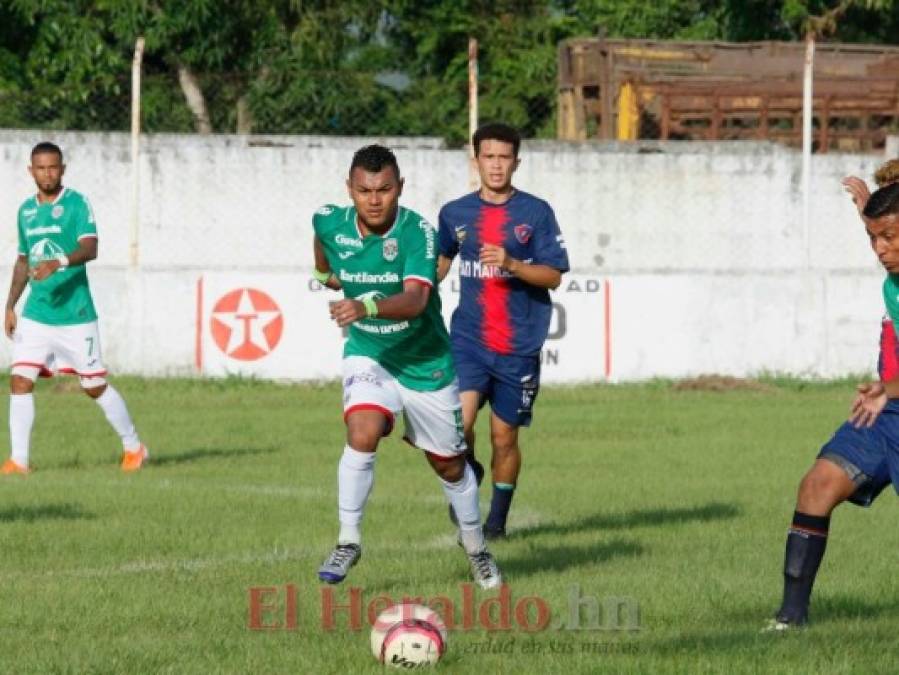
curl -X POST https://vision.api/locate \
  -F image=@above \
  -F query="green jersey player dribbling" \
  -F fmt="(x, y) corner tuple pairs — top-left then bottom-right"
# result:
(313, 145), (502, 589)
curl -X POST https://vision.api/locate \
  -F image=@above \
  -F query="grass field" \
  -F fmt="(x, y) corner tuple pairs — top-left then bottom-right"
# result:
(1, 375), (898, 674)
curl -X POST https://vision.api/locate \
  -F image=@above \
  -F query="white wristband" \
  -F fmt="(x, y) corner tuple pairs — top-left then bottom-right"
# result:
(57, 254), (69, 269)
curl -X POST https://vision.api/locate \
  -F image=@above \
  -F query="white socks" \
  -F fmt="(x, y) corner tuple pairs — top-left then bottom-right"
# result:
(95, 385), (140, 450)
(337, 445), (376, 545)
(441, 463), (485, 554)
(9, 393), (34, 467)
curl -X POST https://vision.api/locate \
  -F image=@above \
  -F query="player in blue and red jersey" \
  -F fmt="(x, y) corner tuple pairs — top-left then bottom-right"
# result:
(767, 175), (899, 631)
(437, 123), (569, 539)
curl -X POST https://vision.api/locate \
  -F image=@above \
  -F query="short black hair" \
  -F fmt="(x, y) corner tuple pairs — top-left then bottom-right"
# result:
(350, 144), (400, 179)
(31, 141), (63, 161)
(472, 123), (521, 157)
(863, 182), (899, 219)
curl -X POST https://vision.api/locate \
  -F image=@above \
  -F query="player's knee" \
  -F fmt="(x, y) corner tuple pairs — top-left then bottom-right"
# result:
(797, 466), (847, 509)
(9, 372), (36, 393)
(430, 453), (464, 482)
(80, 378), (107, 398)
(490, 431), (518, 457)
(346, 429), (379, 453)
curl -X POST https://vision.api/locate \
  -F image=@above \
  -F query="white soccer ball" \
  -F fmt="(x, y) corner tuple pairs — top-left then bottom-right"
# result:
(370, 603), (447, 668)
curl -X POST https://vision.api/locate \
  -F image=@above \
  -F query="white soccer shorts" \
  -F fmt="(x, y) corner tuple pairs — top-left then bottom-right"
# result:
(342, 355), (466, 458)
(11, 317), (107, 379)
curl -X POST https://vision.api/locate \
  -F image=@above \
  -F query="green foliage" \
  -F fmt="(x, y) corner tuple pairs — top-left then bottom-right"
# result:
(0, 1), (897, 138)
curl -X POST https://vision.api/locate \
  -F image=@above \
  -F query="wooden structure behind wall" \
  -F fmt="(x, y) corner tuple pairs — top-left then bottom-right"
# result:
(558, 38), (899, 153)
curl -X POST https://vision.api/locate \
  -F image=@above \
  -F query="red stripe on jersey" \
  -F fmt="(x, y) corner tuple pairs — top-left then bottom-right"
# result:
(478, 206), (513, 354)
(879, 318), (899, 382)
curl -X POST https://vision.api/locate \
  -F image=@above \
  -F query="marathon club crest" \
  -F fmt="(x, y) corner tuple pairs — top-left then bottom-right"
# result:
(382, 238), (398, 261)
(514, 224), (533, 244)
(455, 225), (468, 244)
(51, 205), (64, 219)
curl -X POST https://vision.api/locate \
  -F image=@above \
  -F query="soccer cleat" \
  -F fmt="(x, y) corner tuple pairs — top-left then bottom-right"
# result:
(318, 543), (362, 584)
(467, 548), (502, 589)
(761, 617), (806, 633)
(121, 444), (148, 472)
(1, 459), (30, 475)
(484, 524), (507, 541)
(448, 457), (486, 526)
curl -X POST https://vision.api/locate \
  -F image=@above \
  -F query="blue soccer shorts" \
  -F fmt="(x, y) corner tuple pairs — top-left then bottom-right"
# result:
(817, 401), (899, 506)
(451, 339), (540, 427)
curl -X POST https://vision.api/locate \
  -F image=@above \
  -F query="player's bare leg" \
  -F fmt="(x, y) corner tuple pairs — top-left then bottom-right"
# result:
(81, 379), (147, 471)
(426, 452), (501, 589)
(447, 390), (485, 526)
(318, 410), (384, 584)
(484, 412), (521, 539)
(3, 373), (36, 474)
(770, 458), (857, 630)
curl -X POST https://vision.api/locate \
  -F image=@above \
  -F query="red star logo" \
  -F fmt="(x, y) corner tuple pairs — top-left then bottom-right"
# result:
(210, 288), (283, 361)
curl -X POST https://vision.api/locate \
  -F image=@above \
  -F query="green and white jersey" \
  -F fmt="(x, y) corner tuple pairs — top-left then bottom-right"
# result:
(313, 204), (454, 391)
(884, 275), (899, 325)
(17, 188), (98, 326)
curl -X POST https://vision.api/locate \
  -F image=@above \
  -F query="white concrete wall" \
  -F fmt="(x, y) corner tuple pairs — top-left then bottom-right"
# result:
(0, 130), (890, 381)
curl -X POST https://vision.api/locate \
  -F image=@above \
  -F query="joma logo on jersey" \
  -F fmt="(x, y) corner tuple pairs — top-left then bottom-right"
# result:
(339, 269), (399, 284)
(336, 234), (363, 249)
(417, 220), (436, 259)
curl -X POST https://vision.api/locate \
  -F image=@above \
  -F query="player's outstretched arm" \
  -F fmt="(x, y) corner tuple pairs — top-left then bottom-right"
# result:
(842, 176), (871, 216)
(329, 281), (430, 328)
(4, 255), (28, 338)
(479, 244), (562, 290)
(31, 237), (97, 281)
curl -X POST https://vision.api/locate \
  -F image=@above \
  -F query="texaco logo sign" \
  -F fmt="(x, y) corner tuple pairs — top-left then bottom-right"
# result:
(210, 288), (283, 361)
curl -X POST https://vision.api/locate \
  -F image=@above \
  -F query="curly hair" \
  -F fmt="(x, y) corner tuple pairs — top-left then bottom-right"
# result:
(874, 158), (899, 188)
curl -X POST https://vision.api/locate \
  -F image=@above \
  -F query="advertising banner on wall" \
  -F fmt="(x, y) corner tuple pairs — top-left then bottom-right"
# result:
(196, 273), (610, 383)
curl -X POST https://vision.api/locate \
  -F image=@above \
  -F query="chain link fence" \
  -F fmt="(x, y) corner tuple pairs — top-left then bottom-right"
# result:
(0, 62), (556, 146)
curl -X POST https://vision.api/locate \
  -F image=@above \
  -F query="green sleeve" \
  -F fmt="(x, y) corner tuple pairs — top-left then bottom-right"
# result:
(74, 195), (98, 240)
(402, 214), (437, 286)
(16, 210), (26, 256)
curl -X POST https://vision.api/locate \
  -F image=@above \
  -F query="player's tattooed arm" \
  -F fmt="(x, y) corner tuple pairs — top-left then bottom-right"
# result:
(5, 255), (28, 338)
(313, 235), (342, 290)
(480, 244), (562, 290)
(329, 281), (430, 328)
(437, 255), (453, 283)
(31, 237), (97, 281)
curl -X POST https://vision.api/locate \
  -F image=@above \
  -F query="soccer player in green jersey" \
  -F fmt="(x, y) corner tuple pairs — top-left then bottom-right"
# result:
(312, 145), (502, 589)
(2, 142), (147, 475)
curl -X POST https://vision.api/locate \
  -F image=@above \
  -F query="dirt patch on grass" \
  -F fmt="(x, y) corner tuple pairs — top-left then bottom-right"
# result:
(672, 374), (777, 393)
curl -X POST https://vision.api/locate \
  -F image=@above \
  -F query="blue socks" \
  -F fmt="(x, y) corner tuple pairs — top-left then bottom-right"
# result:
(485, 482), (515, 532)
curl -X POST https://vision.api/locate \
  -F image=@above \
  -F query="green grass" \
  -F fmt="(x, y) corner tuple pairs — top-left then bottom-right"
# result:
(1, 376), (898, 674)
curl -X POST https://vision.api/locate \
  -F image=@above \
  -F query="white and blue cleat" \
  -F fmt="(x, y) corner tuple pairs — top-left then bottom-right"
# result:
(318, 543), (362, 584)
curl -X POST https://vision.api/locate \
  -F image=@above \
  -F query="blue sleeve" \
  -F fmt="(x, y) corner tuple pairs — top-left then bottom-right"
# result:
(532, 202), (569, 272)
(437, 205), (458, 258)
